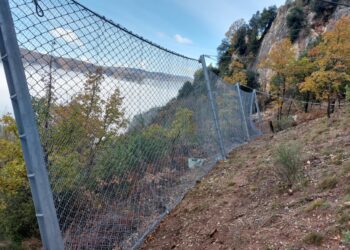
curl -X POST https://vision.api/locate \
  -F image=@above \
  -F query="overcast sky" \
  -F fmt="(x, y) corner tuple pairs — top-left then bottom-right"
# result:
(1, 0), (286, 115)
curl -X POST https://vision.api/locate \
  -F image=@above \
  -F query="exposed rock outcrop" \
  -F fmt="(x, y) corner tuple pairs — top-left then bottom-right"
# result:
(253, 1), (350, 91)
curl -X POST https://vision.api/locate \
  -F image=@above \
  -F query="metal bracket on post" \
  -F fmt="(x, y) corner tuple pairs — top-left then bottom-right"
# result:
(253, 90), (263, 130)
(236, 83), (250, 141)
(200, 55), (226, 160)
(0, 1), (64, 249)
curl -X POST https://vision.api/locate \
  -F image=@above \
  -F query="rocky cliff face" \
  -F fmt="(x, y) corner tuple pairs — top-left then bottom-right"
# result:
(254, 1), (350, 91)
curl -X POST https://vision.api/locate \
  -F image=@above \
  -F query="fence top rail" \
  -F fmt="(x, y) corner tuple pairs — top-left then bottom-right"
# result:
(68, 0), (199, 62)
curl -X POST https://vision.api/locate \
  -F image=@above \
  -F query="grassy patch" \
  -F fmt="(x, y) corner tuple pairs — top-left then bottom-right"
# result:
(227, 182), (236, 187)
(271, 201), (283, 210)
(190, 203), (209, 213)
(273, 116), (295, 132)
(343, 163), (350, 175)
(318, 176), (338, 191)
(337, 210), (350, 225)
(336, 204), (350, 223)
(333, 154), (343, 165)
(346, 185), (350, 195)
(303, 232), (324, 246)
(342, 230), (350, 245)
(304, 199), (329, 212)
(274, 142), (303, 188)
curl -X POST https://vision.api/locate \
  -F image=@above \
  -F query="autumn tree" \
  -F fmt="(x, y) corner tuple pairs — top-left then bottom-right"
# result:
(225, 19), (246, 40)
(259, 39), (297, 119)
(223, 59), (247, 85)
(32, 67), (127, 193)
(300, 16), (350, 117)
(54, 68), (126, 170)
(288, 56), (316, 112)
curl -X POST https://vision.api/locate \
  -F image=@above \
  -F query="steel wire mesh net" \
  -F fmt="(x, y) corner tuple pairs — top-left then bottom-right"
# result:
(208, 70), (262, 153)
(7, 0), (261, 249)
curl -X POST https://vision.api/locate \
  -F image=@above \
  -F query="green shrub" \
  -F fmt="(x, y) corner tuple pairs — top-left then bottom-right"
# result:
(346, 85), (350, 102)
(304, 199), (329, 212)
(274, 142), (303, 188)
(318, 176), (337, 190)
(0, 190), (39, 243)
(0, 115), (39, 243)
(303, 232), (324, 246)
(287, 7), (306, 42)
(342, 230), (350, 245)
(274, 116), (295, 132)
(337, 208), (350, 224)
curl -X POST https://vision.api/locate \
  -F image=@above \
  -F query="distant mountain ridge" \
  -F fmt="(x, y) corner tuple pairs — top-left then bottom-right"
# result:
(20, 48), (193, 84)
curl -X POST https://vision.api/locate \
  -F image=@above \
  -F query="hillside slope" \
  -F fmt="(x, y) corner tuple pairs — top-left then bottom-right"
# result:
(141, 110), (350, 249)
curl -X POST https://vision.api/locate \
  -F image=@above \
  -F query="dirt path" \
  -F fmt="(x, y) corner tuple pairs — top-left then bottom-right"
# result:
(142, 111), (350, 249)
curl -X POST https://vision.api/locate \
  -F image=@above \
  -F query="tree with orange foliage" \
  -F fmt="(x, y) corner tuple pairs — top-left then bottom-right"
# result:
(300, 16), (350, 117)
(259, 38), (297, 119)
(223, 59), (248, 85)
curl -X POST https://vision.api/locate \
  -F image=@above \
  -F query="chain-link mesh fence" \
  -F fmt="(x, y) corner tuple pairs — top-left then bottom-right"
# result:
(208, 71), (262, 153)
(3, 0), (261, 249)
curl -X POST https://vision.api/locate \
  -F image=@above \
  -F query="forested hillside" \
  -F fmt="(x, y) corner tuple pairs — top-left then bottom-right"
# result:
(217, 0), (350, 119)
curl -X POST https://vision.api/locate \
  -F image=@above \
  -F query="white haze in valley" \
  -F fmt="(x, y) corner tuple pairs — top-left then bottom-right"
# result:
(0, 62), (187, 123)
(0, 62), (12, 115)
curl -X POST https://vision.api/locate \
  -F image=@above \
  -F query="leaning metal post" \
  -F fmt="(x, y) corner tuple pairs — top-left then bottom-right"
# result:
(253, 90), (263, 130)
(200, 55), (226, 160)
(236, 83), (250, 141)
(0, 1), (64, 249)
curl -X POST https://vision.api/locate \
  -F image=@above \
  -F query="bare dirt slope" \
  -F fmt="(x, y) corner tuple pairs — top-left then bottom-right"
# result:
(142, 111), (350, 250)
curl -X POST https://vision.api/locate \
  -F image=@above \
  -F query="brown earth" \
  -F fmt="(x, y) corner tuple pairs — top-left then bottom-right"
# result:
(142, 110), (350, 250)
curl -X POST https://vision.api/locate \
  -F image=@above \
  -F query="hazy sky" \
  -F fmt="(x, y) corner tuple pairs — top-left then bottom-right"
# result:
(1, 0), (286, 115)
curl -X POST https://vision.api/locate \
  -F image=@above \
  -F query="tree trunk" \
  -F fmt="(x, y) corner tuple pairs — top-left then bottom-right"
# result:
(327, 94), (331, 118)
(304, 92), (310, 113)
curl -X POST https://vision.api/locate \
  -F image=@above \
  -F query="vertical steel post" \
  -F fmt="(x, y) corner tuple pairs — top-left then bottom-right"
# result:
(236, 83), (250, 141)
(200, 55), (226, 160)
(0, 1), (64, 249)
(253, 90), (263, 129)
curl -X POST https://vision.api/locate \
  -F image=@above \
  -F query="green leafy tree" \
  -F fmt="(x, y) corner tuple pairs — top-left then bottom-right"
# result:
(177, 81), (194, 99)
(0, 115), (39, 243)
(312, 0), (339, 19)
(259, 6), (278, 37)
(287, 7), (306, 42)
(192, 67), (219, 95)
(233, 25), (248, 56)
(217, 39), (233, 76)
(168, 108), (196, 169)
(45, 68), (127, 175)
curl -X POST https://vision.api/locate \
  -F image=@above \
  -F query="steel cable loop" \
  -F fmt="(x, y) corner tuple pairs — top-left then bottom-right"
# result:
(33, 0), (44, 17)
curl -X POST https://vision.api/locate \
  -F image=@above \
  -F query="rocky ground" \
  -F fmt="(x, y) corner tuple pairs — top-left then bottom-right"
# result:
(142, 110), (350, 250)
